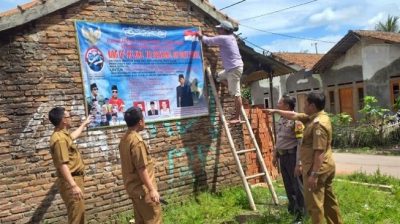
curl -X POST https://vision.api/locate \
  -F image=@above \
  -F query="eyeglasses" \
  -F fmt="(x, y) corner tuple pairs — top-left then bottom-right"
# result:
(112, 90), (118, 93)
(92, 88), (98, 91)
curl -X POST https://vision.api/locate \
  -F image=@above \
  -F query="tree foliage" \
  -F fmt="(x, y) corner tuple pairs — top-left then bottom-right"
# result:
(375, 15), (399, 33)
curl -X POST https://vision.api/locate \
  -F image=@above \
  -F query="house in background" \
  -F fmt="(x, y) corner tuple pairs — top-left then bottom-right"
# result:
(245, 52), (323, 112)
(313, 30), (400, 120)
(246, 30), (400, 121)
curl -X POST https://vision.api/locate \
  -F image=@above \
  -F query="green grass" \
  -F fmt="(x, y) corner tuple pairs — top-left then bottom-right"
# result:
(111, 173), (400, 224)
(341, 169), (400, 186)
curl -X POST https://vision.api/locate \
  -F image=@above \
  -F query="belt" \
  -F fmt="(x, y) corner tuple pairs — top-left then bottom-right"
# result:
(277, 148), (296, 156)
(71, 171), (84, 177)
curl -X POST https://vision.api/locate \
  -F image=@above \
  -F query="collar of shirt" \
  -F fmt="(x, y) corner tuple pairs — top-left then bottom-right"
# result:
(308, 110), (326, 122)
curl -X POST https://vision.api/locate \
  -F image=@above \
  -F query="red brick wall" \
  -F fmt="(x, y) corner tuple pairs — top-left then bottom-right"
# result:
(0, 1), (248, 223)
(243, 105), (278, 184)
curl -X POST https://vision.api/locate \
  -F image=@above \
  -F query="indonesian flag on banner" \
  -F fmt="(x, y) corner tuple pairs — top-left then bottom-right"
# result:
(183, 30), (199, 42)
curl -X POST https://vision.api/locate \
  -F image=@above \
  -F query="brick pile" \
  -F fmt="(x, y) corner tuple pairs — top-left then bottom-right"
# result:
(242, 105), (278, 184)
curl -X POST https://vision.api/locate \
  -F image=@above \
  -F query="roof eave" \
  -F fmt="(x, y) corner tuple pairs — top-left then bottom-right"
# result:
(0, 0), (81, 32)
(189, 0), (239, 29)
(312, 30), (360, 73)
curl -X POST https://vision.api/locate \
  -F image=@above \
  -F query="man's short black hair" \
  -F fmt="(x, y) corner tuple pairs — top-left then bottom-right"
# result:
(282, 94), (296, 110)
(307, 92), (326, 111)
(150, 101), (155, 105)
(90, 83), (98, 91)
(49, 107), (65, 127)
(112, 85), (118, 91)
(178, 74), (184, 79)
(124, 107), (143, 127)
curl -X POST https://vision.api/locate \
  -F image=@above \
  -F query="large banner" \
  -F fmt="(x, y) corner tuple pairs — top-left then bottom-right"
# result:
(75, 21), (208, 129)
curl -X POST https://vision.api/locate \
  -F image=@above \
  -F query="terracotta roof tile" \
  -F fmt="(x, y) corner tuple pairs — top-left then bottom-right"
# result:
(0, 0), (41, 18)
(354, 30), (400, 43)
(272, 52), (324, 69)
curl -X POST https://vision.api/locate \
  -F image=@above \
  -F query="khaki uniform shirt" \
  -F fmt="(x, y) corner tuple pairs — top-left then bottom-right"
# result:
(295, 111), (335, 175)
(49, 129), (85, 176)
(276, 117), (304, 150)
(119, 130), (156, 198)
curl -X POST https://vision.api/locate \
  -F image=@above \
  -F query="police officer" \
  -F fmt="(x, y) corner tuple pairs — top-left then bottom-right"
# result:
(267, 92), (342, 224)
(48, 107), (92, 224)
(272, 95), (305, 223)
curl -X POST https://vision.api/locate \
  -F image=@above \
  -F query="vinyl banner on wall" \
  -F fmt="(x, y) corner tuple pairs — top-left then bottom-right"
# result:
(75, 21), (208, 129)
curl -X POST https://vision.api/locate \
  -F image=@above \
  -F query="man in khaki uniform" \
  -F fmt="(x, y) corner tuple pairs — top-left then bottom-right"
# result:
(119, 107), (162, 224)
(48, 107), (92, 224)
(266, 92), (342, 224)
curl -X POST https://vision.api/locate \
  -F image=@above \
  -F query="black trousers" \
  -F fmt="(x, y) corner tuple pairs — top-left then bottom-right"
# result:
(279, 151), (305, 214)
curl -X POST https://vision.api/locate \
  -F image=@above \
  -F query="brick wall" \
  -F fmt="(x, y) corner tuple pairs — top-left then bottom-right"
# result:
(243, 105), (278, 184)
(0, 0), (249, 223)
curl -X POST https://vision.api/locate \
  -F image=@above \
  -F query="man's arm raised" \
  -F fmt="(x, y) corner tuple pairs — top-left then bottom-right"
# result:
(264, 109), (298, 120)
(70, 116), (92, 140)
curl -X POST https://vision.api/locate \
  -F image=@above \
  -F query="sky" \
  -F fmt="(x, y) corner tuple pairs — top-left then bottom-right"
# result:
(1, 0), (399, 54)
(210, 0), (400, 53)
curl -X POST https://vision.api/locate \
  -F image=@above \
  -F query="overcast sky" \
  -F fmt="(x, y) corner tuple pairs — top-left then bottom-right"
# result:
(1, 0), (399, 54)
(210, 0), (400, 53)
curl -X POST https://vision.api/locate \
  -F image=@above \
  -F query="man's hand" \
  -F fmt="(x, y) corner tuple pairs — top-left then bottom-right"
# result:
(70, 185), (84, 200)
(307, 175), (318, 191)
(149, 189), (160, 203)
(263, 109), (276, 114)
(83, 115), (93, 126)
(196, 30), (202, 37)
(272, 154), (278, 167)
(294, 164), (302, 177)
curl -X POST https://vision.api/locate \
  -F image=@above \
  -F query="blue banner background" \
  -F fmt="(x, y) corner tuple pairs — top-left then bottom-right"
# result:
(75, 21), (208, 128)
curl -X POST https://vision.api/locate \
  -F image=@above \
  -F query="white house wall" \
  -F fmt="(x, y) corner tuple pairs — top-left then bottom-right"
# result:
(362, 38), (400, 107)
(331, 41), (363, 70)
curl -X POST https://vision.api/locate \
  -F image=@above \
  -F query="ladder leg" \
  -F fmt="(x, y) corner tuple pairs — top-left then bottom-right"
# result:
(240, 107), (279, 205)
(206, 67), (257, 211)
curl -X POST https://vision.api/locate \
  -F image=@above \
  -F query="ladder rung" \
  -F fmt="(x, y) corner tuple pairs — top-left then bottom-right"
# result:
(236, 148), (256, 154)
(246, 173), (265, 180)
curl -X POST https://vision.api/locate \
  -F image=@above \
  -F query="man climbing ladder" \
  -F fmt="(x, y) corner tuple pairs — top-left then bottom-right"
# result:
(197, 20), (244, 124)
(205, 66), (279, 211)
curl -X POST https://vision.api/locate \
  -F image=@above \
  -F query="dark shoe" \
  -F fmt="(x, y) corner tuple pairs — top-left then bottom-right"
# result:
(288, 206), (295, 215)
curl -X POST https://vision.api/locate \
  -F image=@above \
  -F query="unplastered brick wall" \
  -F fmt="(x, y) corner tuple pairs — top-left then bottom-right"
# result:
(242, 106), (278, 184)
(0, 0), (248, 223)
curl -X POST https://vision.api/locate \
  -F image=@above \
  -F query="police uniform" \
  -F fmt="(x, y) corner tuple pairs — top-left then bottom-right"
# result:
(119, 130), (162, 224)
(296, 111), (342, 224)
(275, 117), (305, 216)
(50, 129), (85, 224)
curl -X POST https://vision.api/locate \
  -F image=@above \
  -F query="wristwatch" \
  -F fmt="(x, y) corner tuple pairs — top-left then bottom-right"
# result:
(310, 171), (318, 177)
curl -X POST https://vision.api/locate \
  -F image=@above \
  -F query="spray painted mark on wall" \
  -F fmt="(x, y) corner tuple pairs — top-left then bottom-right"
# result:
(165, 86), (222, 184)
(167, 144), (217, 184)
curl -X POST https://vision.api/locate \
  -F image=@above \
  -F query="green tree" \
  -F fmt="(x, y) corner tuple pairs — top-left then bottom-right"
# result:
(241, 86), (252, 104)
(375, 15), (399, 33)
(394, 96), (400, 111)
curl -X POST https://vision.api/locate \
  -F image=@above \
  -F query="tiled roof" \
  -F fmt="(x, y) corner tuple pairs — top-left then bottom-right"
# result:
(313, 30), (400, 73)
(272, 52), (324, 69)
(0, 0), (41, 18)
(354, 30), (400, 43)
(0, 0), (239, 32)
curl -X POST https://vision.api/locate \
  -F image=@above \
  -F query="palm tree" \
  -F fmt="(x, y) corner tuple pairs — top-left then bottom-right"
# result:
(375, 15), (399, 33)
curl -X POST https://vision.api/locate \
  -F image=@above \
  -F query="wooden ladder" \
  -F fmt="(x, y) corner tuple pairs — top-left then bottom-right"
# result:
(206, 67), (279, 210)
